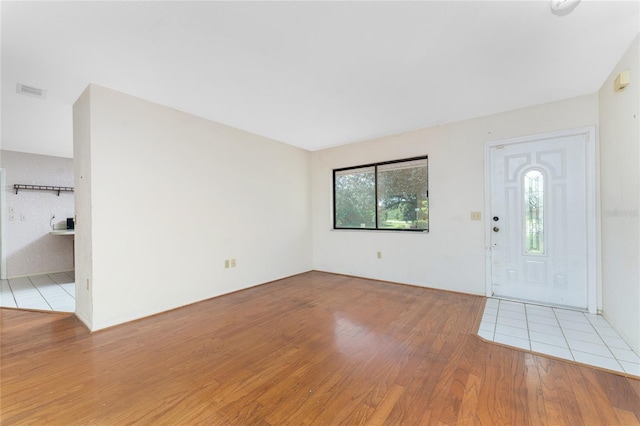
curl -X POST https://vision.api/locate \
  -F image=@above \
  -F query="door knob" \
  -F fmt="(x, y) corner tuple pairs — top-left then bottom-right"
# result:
(493, 226), (500, 232)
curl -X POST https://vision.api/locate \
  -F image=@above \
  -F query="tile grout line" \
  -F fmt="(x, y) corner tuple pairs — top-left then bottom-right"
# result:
(523, 302), (532, 350)
(4, 280), (19, 308)
(583, 312), (626, 372)
(8, 279), (41, 310)
(558, 309), (624, 372)
(550, 307), (575, 361)
(494, 299), (502, 342)
(28, 276), (54, 311)
(58, 283), (75, 298)
(495, 300), (530, 349)
(54, 273), (76, 299)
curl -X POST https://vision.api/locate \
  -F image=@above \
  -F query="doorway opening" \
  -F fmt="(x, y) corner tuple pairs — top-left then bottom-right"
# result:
(0, 153), (75, 313)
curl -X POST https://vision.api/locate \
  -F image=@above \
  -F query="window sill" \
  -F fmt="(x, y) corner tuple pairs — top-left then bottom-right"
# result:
(330, 228), (429, 234)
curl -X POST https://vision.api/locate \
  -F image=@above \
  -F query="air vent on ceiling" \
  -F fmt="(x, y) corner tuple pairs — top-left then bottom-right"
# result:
(16, 83), (47, 99)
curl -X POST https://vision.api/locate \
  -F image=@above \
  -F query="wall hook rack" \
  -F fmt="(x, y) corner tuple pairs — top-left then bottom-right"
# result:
(14, 184), (74, 196)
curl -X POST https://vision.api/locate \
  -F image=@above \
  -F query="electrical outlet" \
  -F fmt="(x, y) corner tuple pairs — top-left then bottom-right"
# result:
(377, 251), (382, 259)
(471, 211), (482, 221)
(230, 258), (236, 268)
(224, 260), (230, 269)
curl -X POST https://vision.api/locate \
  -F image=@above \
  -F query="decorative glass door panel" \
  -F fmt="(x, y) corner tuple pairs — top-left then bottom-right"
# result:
(524, 170), (544, 254)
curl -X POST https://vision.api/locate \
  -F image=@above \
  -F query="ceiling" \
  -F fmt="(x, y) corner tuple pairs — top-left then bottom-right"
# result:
(1, 1), (638, 158)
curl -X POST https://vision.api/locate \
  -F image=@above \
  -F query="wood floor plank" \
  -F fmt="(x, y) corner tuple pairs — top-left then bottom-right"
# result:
(455, 373), (482, 425)
(629, 377), (640, 399)
(569, 366), (623, 424)
(366, 383), (406, 425)
(594, 369), (640, 423)
(534, 352), (586, 425)
(2, 271), (639, 425)
(522, 353), (549, 425)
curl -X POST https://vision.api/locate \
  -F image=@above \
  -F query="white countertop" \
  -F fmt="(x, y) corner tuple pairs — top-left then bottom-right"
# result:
(49, 229), (75, 236)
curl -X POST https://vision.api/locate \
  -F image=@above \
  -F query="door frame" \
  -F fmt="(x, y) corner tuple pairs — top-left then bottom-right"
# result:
(483, 127), (599, 313)
(0, 169), (6, 279)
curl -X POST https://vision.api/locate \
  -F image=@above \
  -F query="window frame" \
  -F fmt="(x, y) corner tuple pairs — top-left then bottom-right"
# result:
(333, 155), (429, 232)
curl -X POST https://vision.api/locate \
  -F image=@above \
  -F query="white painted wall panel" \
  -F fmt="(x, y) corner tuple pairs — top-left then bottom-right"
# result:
(311, 95), (599, 296)
(598, 35), (640, 354)
(74, 85), (312, 331)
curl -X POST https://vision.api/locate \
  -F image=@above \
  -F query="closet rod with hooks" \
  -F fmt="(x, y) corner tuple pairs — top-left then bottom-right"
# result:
(13, 184), (74, 196)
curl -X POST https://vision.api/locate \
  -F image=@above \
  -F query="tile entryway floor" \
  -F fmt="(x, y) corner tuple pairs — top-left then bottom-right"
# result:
(0, 271), (75, 312)
(478, 298), (640, 377)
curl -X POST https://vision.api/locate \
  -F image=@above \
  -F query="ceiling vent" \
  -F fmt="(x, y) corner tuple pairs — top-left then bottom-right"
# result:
(16, 83), (47, 99)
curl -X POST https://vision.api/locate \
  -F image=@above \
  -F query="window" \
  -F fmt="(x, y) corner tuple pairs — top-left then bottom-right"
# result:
(333, 156), (428, 232)
(524, 169), (544, 254)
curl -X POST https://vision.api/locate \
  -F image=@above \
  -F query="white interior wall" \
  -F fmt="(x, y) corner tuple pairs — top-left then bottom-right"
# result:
(311, 94), (599, 295)
(73, 88), (93, 327)
(1, 168), (6, 280)
(598, 35), (640, 354)
(74, 85), (312, 331)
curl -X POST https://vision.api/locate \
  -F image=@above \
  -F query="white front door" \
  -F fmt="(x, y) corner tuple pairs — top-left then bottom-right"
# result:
(488, 129), (594, 310)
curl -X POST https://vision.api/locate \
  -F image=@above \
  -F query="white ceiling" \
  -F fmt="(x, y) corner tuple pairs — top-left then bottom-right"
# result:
(1, 1), (638, 158)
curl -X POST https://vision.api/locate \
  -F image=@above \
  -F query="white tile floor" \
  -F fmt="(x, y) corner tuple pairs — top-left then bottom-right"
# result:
(0, 271), (75, 313)
(478, 298), (640, 377)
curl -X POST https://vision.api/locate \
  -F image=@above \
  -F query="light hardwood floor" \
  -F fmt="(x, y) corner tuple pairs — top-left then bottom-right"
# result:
(2, 271), (639, 425)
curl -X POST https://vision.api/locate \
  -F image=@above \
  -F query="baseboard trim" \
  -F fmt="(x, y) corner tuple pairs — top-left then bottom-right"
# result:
(5, 269), (75, 280)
